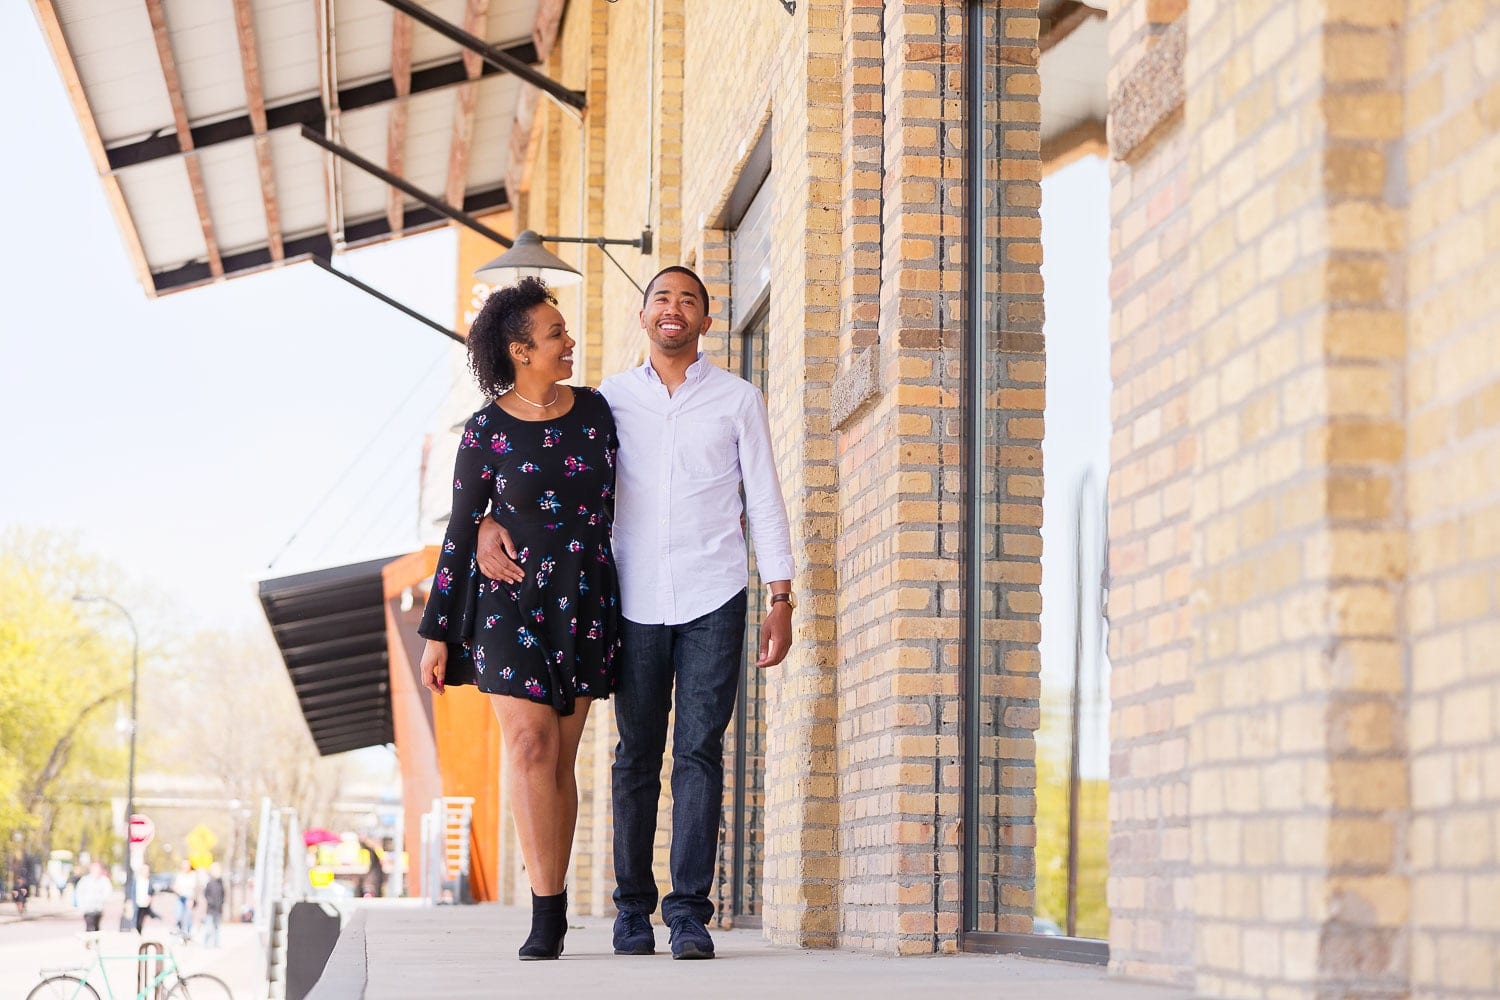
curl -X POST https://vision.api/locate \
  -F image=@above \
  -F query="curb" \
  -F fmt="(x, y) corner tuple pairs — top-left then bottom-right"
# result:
(305, 908), (368, 1000)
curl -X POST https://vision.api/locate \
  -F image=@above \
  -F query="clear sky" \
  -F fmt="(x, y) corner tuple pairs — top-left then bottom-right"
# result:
(1038, 155), (1114, 779)
(0, 3), (462, 631)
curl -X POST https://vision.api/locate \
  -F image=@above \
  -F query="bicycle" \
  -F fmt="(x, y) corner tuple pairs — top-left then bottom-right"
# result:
(26, 937), (234, 1000)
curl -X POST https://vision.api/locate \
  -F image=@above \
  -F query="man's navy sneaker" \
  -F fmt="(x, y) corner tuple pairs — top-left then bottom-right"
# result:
(613, 910), (655, 955)
(668, 915), (715, 960)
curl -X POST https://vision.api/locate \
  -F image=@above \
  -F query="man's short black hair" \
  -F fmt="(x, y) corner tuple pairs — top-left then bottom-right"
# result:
(642, 265), (710, 310)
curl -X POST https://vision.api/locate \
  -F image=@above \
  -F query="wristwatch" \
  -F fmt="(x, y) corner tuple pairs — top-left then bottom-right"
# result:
(769, 591), (796, 610)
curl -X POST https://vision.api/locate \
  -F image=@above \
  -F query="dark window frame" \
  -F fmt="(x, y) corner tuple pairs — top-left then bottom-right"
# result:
(959, 0), (1108, 964)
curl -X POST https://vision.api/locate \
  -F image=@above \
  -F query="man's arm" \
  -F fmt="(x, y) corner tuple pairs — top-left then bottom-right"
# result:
(739, 388), (796, 668)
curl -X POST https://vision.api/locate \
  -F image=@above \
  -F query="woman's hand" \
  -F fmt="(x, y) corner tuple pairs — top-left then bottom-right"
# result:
(420, 639), (447, 695)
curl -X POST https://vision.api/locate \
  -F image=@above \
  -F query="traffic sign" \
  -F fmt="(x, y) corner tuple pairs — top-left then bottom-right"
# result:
(128, 813), (155, 846)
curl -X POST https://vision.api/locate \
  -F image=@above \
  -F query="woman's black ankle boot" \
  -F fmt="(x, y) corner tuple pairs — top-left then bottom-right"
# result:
(518, 888), (568, 960)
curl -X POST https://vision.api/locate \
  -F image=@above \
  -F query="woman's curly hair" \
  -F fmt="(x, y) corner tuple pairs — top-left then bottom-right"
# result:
(466, 276), (558, 397)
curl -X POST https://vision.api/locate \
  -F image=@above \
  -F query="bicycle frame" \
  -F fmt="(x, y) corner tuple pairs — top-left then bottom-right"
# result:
(40, 945), (185, 1000)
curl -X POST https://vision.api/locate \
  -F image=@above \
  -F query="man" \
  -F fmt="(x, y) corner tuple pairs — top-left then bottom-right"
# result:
(201, 864), (225, 948)
(478, 265), (794, 960)
(75, 861), (113, 933)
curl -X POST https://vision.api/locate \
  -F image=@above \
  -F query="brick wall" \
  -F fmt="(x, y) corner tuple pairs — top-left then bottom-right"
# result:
(1404, 2), (1500, 995)
(457, 0), (1500, 980)
(1103, 0), (1194, 984)
(831, 0), (979, 953)
(479, 0), (1045, 956)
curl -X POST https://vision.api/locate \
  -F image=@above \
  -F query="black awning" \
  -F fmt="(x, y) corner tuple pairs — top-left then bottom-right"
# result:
(259, 556), (401, 756)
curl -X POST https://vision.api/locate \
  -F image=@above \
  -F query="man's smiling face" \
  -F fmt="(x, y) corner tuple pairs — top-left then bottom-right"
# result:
(640, 269), (711, 355)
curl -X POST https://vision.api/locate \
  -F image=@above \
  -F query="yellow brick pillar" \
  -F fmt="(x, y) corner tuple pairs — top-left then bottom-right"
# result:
(1181, 2), (1408, 996)
(759, 0), (846, 950)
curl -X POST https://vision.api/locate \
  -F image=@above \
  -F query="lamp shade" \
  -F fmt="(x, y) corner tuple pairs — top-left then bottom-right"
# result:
(474, 229), (584, 287)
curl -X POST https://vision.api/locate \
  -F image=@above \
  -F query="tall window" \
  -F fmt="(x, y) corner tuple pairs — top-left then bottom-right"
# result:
(964, 0), (1112, 961)
(715, 168), (772, 924)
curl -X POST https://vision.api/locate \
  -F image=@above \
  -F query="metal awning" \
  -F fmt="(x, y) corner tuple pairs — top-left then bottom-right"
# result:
(260, 555), (400, 756)
(33, 0), (557, 296)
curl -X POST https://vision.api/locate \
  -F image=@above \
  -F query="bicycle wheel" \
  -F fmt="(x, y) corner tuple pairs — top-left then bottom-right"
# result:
(25, 975), (101, 1000)
(165, 972), (235, 1000)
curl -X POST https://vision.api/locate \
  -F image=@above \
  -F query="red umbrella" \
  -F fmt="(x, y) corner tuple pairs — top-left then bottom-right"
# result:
(302, 828), (340, 847)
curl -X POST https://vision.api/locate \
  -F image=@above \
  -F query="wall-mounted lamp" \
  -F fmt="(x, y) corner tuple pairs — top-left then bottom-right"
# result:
(476, 229), (654, 293)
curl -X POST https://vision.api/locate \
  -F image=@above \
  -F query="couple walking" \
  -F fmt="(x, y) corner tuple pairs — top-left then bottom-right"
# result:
(417, 266), (794, 961)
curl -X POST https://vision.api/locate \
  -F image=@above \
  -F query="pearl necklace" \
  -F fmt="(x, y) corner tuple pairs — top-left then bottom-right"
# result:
(512, 385), (560, 408)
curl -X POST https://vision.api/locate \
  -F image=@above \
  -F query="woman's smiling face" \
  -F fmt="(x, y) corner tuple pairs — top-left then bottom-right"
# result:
(515, 302), (574, 381)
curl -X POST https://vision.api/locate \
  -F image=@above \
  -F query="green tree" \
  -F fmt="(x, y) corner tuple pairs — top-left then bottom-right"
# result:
(0, 530), (133, 867)
(1033, 749), (1110, 939)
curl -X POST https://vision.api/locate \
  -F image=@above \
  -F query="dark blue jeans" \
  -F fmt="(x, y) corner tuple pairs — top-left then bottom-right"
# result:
(612, 590), (746, 925)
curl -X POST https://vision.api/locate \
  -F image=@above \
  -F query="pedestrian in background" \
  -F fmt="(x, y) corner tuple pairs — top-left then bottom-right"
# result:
(359, 838), (386, 899)
(75, 862), (112, 933)
(10, 873), (29, 917)
(171, 860), (196, 941)
(201, 864), (225, 948)
(132, 864), (156, 933)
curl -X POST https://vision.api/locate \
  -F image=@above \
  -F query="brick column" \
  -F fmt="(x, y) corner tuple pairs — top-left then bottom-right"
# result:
(760, 0), (846, 949)
(1103, 0), (1195, 984)
(822, 0), (1043, 954)
(1183, 2), (1408, 996)
(1402, 3), (1500, 996)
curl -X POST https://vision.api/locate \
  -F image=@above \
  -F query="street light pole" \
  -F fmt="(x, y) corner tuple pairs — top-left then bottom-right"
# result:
(73, 594), (139, 932)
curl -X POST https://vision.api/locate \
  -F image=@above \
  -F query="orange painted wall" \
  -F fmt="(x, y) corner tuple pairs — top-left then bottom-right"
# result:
(432, 687), (501, 902)
(382, 550), (443, 898)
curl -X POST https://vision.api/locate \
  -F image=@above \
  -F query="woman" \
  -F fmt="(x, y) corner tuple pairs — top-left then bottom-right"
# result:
(418, 277), (620, 960)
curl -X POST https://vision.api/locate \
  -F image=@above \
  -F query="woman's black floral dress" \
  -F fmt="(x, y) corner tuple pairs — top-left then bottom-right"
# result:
(418, 387), (620, 715)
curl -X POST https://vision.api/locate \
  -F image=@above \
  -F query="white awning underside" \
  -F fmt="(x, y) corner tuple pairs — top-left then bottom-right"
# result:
(38, 0), (541, 295)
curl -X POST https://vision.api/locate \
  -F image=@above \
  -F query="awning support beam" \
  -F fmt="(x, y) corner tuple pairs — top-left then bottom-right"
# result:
(105, 43), (538, 171)
(311, 256), (463, 345)
(298, 125), (513, 249)
(373, 0), (586, 117)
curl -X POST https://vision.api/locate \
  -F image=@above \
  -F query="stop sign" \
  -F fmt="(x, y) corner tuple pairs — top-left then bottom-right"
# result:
(128, 813), (155, 846)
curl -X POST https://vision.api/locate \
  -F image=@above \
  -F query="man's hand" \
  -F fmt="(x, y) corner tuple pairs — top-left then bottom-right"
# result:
(477, 517), (524, 583)
(756, 602), (792, 668)
(419, 639), (447, 695)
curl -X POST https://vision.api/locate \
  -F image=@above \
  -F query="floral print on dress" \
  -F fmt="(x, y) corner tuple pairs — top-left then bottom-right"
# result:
(416, 387), (621, 715)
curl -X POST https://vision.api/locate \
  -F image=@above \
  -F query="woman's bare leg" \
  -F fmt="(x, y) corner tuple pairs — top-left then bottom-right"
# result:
(489, 695), (594, 895)
(551, 698), (594, 888)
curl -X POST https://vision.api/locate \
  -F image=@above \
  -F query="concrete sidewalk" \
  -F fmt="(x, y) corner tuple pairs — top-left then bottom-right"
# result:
(309, 903), (1187, 1000)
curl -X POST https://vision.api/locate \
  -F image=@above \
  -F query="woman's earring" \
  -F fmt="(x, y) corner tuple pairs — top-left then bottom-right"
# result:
(522, 358), (530, 366)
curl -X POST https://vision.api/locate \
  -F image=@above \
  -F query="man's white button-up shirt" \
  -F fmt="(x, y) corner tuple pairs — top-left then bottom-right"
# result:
(599, 353), (794, 626)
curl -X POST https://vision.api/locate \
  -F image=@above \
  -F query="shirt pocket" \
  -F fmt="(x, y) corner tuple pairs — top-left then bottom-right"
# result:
(676, 416), (738, 479)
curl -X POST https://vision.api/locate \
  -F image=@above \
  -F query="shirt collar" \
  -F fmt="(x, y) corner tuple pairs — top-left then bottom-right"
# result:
(639, 352), (709, 385)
